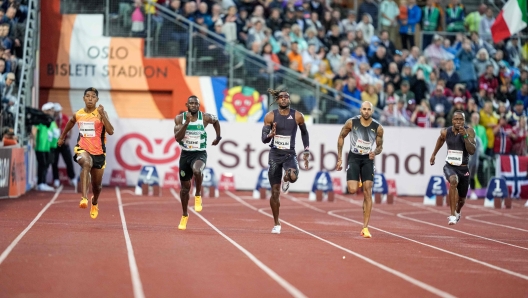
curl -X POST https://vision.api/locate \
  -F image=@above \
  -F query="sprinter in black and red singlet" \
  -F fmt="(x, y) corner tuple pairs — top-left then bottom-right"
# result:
(430, 110), (476, 225)
(336, 101), (384, 238)
(261, 88), (310, 234)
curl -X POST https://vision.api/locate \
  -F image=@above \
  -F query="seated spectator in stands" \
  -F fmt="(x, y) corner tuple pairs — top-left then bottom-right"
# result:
(0, 72), (14, 101)
(356, 13), (375, 44)
(247, 20), (266, 49)
(305, 27), (323, 52)
(518, 83), (528, 109)
(361, 84), (379, 106)
(479, 8), (494, 43)
(356, 62), (375, 90)
(428, 70), (439, 92)
(326, 25), (342, 47)
(342, 77), (361, 109)
(410, 68), (428, 105)
(506, 36), (522, 68)
(494, 102), (512, 122)
(493, 115), (516, 155)
(497, 77), (517, 107)
(457, 40), (477, 92)
(401, 63), (412, 82)
(439, 59), (460, 90)
(396, 80), (415, 102)
(424, 35), (455, 66)
(341, 10), (357, 32)
(412, 56), (432, 82)
(510, 100), (526, 125)
(393, 50), (405, 71)
(405, 46), (420, 68)
(446, 97), (470, 124)
(378, 30), (396, 58)
(262, 42), (280, 73)
(196, 2), (212, 29)
(512, 116), (527, 155)
(473, 49), (494, 78)
(479, 65), (499, 92)
(277, 42), (290, 67)
(369, 46), (389, 73)
(266, 8), (283, 34)
(513, 68), (528, 90)
(369, 63), (384, 81)
(430, 85), (451, 117)
(0, 23), (11, 53)
(2, 126), (16, 146)
(288, 41), (303, 73)
(333, 66), (348, 83)
(222, 7), (238, 40)
(473, 85), (488, 107)
(130, 0), (145, 37)
(411, 99), (435, 127)
(470, 31), (496, 57)
(381, 96), (406, 126)
(305, 11), (323, 33)
(313, 63), (334, 92)
(384, 62), (401, 89)
(379, 82), (398, 108)
(290, 24), (308, 52)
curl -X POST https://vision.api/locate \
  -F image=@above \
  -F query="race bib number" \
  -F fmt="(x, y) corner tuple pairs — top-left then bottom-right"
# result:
(446, 150), (463, 166)
(353, 139), (372, 154)
(79, 121), (96, 137)
(183, 132), (201, 149)
(274, 135), (291, 150)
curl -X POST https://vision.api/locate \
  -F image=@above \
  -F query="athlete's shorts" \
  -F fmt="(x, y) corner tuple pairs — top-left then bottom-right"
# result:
(73, 145), (106, 169)
(268, 149), (299, 185)
(179, 150), (207, 181)
(346, 152), (374, 182)
(443, 163), (470, 198)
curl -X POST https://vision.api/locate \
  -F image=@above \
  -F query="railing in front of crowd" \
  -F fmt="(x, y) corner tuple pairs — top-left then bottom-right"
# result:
(14, 0), (39, 146)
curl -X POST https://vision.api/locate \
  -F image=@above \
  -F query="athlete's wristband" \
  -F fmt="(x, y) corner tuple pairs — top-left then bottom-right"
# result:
(463, 134), (468, 139)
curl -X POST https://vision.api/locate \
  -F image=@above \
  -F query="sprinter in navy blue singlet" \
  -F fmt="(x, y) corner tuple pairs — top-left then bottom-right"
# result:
(261, 88), (310, 234)
(430, 110), (476, 226)
(336, 101), (384, 238)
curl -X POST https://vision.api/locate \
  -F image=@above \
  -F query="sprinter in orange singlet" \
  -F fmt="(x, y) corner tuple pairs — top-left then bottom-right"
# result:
(58, 87), (114, 219)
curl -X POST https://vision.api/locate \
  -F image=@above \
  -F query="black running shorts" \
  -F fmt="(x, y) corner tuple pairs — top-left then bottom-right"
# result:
(179, 150), (207, 181)
(346, 152), (374, 182)
(268, 149), (299, 185)
(73, 145), (106, 169)
(443, 163), (470, 198)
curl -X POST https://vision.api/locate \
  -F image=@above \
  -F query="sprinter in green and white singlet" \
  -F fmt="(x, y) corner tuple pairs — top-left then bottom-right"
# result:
(174, 96), (222, 230)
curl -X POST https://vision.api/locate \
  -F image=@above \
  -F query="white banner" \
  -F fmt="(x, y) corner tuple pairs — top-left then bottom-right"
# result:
(66, 120), (446, 196)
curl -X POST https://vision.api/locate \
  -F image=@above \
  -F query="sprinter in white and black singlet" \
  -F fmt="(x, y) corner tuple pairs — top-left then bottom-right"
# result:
(261, 88), (310, 235)
(336, 102), (384, 239)
(430, 111), (476, 226)
(174, 95), (222, 231)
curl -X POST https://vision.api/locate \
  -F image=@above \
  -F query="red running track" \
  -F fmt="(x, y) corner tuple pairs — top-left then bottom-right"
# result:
(0, 186), (527, 297)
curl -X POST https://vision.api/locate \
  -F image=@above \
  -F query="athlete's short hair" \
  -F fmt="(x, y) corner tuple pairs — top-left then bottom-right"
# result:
(188, 95), (199, 101)
(84, 87), (98, 97)
(453, 110), (466, 117)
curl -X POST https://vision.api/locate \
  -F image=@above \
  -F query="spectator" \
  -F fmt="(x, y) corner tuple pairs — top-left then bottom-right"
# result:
(34, 102), (55, 191)
(380, 0), (399, 46)
(445, 0), (465, 33)
(479, 8), (495, 43)
(480, 101), (498, 155)
(493, 115), (516, 155)
(512, 116), (527, 155)
(2, 126), (16, 146)
(341, 10), (357, 32)
(439, 59), (460, 90)
(356, 13), (375, 44)
(411, 99), (435, 127)
(361, 84), (379, 106)
(422, 0), (441, 48)
(473, 48), (493, 78)
(410, 68), (428, 104)
(396, 80), (415, 101)
(464, 4), (486, 33)
(357, 0), (379, 29)
(399, 0), (421, 50)
(457, 39), (477, 92)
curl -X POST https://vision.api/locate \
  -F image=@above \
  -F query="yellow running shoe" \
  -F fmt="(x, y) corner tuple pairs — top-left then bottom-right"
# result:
(358, 180), (363, 188)
(360, 227), (372, 238)
(90, 204), (99, 219)
(79, 197), (88, 209)
(178, 216), (189, 230)
(194, 196), (203, 212)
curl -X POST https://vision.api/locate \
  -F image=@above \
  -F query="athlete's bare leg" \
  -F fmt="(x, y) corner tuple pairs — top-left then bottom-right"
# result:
(76, 152), (93, 199)
(270, 184), (281, 226)
(362, 180), (374, 228)
(192, 160), (205, 197)
(283, 168), (298, 183)
(346, 180), (360, 194)
(180, 180), (192, 216)
(448, 175), (459, 216)
(456, 193), (465, 213)
(90, 168), (104, 205)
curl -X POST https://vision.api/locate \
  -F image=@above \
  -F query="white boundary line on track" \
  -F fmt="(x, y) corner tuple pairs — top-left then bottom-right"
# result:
(169, 188), (307, 298)
(225, 191), (456, 298)
(243, 191), (528, 282)
(465, 214), (528, 232)
(0, 186), (63, 266)
(394, 198), (528, 233)
(116, 187), (146, 298)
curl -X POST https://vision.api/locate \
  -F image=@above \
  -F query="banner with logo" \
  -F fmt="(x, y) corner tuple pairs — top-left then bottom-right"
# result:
(66, 120), (445, 195)
(9, 148), (26, 197)
(0, 148), (11, 197)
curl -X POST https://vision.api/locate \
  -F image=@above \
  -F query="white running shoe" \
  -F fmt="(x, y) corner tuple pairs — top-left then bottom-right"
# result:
(455, 211), (461, 223)
(271, 225), (281, 234)
(37, 183), (55, 191)
(282, 181), (290, 193)
(447, 215), (457, 225)
(470, 192), (478, 200)
(53, 179), (60, 188)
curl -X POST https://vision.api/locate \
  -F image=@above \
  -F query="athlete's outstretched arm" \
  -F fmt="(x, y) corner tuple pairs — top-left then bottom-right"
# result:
(100, 109), (114, 135)
(58, 114), (77, 147)
(296, 111), (310, 169)
(174, 114), (189, 142)
(370, 125), (384, 159)
(336, 119), (352, 171)
(261, 111), (275, 143)
(430, 128), (447, 165)
(204, 113), (222, 146)
(463, 127), (477, 155)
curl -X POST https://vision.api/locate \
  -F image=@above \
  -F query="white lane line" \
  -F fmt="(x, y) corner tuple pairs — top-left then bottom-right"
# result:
(116, 187), (146, 298)
(465, 214), (528, 232)
(328, 209), (528, 281)
(278, 193), (528, 281)
(0, 186), (63, 266)
(170, 188), (307, 298)
(334, 194), (396, 216)
(225, 191), (456, 298)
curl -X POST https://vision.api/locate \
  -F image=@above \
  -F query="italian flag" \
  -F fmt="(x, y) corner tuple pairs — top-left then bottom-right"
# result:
(491, 0), (527, 43)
